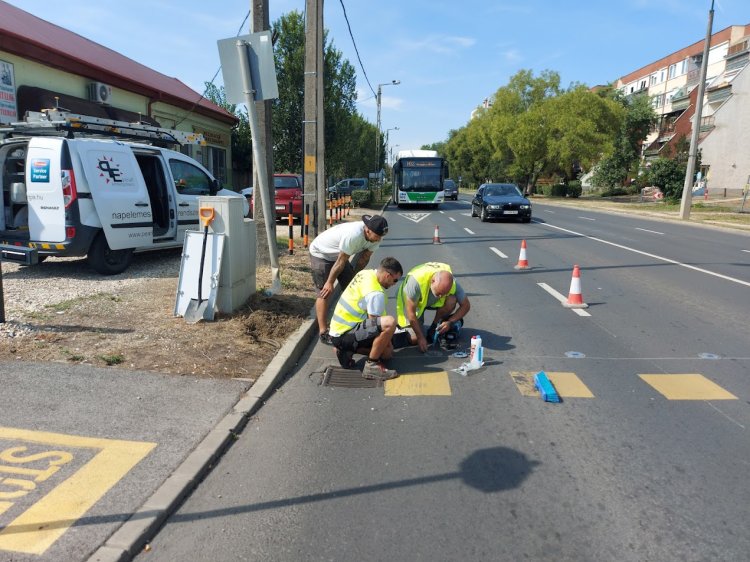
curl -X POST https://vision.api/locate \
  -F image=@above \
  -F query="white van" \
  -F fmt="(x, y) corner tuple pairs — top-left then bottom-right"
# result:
(0, 112), (220, 274)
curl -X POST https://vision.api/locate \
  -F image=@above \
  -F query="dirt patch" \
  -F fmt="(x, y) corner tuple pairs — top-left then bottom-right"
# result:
(0, 246), (317, 380)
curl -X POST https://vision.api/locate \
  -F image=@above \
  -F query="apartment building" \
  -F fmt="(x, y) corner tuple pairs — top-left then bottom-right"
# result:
(0, 1), (237, 186)
(615, 23), (750, 194)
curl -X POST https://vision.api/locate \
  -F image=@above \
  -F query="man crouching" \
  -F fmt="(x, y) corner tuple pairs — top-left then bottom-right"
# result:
(329, 257), (403, 381)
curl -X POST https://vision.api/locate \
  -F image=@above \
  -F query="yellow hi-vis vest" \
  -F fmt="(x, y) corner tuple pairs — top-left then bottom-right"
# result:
(396, 262), (455, 328)
(330, 269), (385, 336)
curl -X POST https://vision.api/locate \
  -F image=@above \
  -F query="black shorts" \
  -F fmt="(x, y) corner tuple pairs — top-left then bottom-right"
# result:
(310, 255), (355, 291)
(332, 317), (382, 352)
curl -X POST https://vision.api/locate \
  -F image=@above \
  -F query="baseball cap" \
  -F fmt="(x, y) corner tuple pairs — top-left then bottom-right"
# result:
(362, 214), (388, 236)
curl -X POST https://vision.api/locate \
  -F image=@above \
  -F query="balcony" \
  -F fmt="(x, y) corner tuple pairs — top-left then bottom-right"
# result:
(699, 115), (715, 132)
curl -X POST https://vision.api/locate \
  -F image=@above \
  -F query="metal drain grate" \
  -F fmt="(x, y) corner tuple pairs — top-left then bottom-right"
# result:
(321, 366), (381, 388)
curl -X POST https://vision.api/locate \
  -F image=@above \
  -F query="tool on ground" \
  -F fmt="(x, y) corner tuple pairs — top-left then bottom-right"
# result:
(534, 371), (561, 403)
(184, 207), (216, 323)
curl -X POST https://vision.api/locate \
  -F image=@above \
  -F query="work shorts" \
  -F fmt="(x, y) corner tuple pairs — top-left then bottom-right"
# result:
(310, 255), (355, 291)
(332, 317), (382, 352)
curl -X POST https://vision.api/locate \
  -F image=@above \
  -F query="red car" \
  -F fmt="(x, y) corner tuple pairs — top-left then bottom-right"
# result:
(274, 174), (303, 220)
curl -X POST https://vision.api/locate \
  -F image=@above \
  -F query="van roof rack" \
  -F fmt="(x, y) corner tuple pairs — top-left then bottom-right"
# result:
(0, 110), (206, 146)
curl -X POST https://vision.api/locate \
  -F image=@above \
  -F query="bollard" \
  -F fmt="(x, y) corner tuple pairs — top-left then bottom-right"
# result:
(288, 203), (294, 255)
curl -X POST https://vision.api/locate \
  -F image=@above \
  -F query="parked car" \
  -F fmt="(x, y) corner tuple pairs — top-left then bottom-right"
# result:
(444, 179), (458, 200)
(274, 174), (303, 220)
(471, 183), (532, 223)
(328, 177), (368, 196)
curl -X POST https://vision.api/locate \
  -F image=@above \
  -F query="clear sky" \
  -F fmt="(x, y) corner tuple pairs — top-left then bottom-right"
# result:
(6, 0), (750, 159)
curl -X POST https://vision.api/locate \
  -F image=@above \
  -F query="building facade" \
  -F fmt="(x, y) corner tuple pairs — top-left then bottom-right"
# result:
(0, 1), (237, 186)
(615, 23), (750, 194)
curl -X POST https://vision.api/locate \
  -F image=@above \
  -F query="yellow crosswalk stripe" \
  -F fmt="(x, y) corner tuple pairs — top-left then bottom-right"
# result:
(638, 374), (737, 400)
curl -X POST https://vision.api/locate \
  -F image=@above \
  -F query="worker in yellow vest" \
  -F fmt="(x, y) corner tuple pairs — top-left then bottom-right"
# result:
(329, 257), (403, 381)
(396, 262), (471, 353)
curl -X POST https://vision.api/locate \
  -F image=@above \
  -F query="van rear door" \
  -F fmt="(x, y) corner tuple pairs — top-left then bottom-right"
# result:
(76, 140), (153, 249)
(26, 137), (66, 242)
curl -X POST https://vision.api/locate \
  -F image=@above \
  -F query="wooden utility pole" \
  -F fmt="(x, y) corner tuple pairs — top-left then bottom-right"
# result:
(251, 0), (274, 264)
(304, 0), (325, 234)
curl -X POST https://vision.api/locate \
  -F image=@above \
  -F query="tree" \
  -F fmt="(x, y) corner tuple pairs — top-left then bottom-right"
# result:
(202, 82), (252, 188)
(646, 157), (684, 199)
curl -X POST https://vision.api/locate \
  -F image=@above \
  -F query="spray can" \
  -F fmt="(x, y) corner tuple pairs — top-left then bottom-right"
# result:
(470, 335), (482, 363)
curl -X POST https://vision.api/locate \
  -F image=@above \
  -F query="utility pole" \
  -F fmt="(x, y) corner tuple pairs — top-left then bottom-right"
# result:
(680, 0), (714, 220)
(304, 0), (324, 233)
(375, 80), (400, 188)
(251, 0), (273, 264)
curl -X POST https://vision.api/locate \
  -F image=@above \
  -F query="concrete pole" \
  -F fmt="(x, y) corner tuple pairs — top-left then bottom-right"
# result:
(251, 0), (273, 266)
(304, 0), (323, 233)
(316, 0), (326, 233)
(679, 0), (714, 220)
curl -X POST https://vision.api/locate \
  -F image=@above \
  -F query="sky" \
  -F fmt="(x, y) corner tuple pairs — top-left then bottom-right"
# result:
(6, 0), (750, 158)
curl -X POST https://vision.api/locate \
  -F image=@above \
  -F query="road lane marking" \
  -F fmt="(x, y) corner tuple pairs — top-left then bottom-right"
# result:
(398, 212), (430, 223)
(635, 227), (664, 235)
(384, 371), (451, 396)
(537, 283), (591, 316)
(464, 228), (475, 235)
(578, 216), (596, 221)
(742, 250), (750, 253)
(544, 210), (555, 213)
(449, 216), (456, 222)
(490, 247), (508, 259)
(510, 371), (594, 398)
(541, 222), (750, 288)
(638, 374), (737, 400)
(0, 427), (156, 554)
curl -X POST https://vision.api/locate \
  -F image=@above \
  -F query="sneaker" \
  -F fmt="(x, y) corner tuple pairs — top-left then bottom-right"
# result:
(336, 347), (355, 369)
(319, 331), (333, 346)
(362, 360), (398, 381)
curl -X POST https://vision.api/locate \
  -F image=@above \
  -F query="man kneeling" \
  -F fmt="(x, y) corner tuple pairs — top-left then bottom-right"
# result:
(329, 257), (403, 381)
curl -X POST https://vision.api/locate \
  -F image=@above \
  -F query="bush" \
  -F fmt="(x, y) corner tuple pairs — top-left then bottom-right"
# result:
(550, 184), (568, 197)
(567, 181), (582, 198)
(351, 189), (371, 207)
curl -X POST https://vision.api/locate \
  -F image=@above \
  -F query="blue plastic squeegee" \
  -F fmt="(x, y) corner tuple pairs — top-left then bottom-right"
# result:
(534, 371), (561, 403)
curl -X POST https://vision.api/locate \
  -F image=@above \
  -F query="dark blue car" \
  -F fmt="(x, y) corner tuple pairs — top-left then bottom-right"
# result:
(471, 183), (532, 223)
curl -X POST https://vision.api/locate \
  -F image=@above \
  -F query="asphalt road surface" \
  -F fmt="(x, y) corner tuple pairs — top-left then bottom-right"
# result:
(136, 197), (750, 562)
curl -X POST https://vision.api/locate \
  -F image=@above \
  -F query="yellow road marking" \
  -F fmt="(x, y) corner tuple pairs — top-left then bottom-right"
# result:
(510, 371), (594, 398)
(0, 427), (156, 555)
(638, 374), (737, 400)
(385, 371), (452, 396)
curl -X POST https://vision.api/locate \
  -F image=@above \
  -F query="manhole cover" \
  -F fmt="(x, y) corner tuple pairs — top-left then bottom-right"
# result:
(321, 366), (381, 388)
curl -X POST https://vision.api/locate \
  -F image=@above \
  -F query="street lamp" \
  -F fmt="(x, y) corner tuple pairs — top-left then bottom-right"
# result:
(385, 126), (399, 169)
(390, 144), (400, 167)
(376, 80), (401, 181)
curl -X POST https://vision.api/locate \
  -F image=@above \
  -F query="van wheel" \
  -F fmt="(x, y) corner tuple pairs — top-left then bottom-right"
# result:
(87, 232), (133, 275)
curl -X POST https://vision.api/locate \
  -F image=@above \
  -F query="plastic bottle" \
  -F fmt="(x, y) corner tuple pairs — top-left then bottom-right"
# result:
(470, 335), (482, 363)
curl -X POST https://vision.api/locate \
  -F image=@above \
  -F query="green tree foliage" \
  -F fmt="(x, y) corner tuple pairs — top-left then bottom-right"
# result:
(445, 70), (622, 193)
(645, 157), (685, 199)
(591, 91), (655, 188)
(271, 11), (372, 178)
(202, 82), (251, 187)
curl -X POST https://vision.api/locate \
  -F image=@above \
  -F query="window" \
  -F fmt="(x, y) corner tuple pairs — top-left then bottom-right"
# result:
(169, 159), (211, 196)
(680, 59), (688, 75)
(639, 80), (647, 90)
(660, 70), (666, 82)
(206, 146), (226, 186)
(650, 74), (657, 86)
(668, 64), (676, 79)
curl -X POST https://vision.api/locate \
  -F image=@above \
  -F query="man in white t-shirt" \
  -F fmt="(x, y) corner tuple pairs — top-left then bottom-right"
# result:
(309, 214), (389, 344)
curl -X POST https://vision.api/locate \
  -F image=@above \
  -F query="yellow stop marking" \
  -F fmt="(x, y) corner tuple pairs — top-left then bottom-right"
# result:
(510, 371), (594, 398)
(0, 427), (156, 555)
(385, 371), (451, 396)
(639, 374), (737, 400)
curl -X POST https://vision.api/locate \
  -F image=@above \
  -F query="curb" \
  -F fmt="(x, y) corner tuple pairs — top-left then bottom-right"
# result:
(87, 318), (318, 562)
(87, 204), (389, 561)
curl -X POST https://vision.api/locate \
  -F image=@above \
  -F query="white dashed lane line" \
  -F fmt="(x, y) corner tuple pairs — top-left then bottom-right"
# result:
(578, 216), (596, 221)
(464, 228), (475, 235)
(490, 247), (508, 259)
(449, 217), (456, 222)
(635, 227), (664, 235)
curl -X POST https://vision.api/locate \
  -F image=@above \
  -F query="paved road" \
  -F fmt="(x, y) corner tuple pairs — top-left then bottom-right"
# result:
(133, 198), (750, 561)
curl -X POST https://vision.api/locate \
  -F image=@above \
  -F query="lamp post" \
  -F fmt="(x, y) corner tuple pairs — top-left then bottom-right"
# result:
(385, 126), (399, 170)
(376, 80), (400, 183)
(390, 144), (400, 167)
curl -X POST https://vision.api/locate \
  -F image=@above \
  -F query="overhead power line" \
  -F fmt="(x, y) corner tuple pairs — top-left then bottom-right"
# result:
(337, 0), (376, 98)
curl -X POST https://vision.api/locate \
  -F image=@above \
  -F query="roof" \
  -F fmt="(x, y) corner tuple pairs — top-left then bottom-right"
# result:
(0, 1), (236, 125)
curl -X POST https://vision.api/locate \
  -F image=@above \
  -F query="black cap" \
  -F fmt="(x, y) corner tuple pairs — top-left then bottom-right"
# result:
(362, 214), (388, 236)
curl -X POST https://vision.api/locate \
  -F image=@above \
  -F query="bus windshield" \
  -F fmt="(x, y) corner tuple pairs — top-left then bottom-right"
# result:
(401, 168), (442, 192)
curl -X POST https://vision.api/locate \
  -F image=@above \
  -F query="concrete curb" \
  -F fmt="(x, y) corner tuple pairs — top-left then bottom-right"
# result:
(87, 318), (318, 562)
(87, 203), (389, 561)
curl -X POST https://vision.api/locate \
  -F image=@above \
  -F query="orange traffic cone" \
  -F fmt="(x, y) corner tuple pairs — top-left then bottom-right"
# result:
(563, 264), (588, 308)
(514, 239), (530, 270)
(432, 225), (443, 244)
